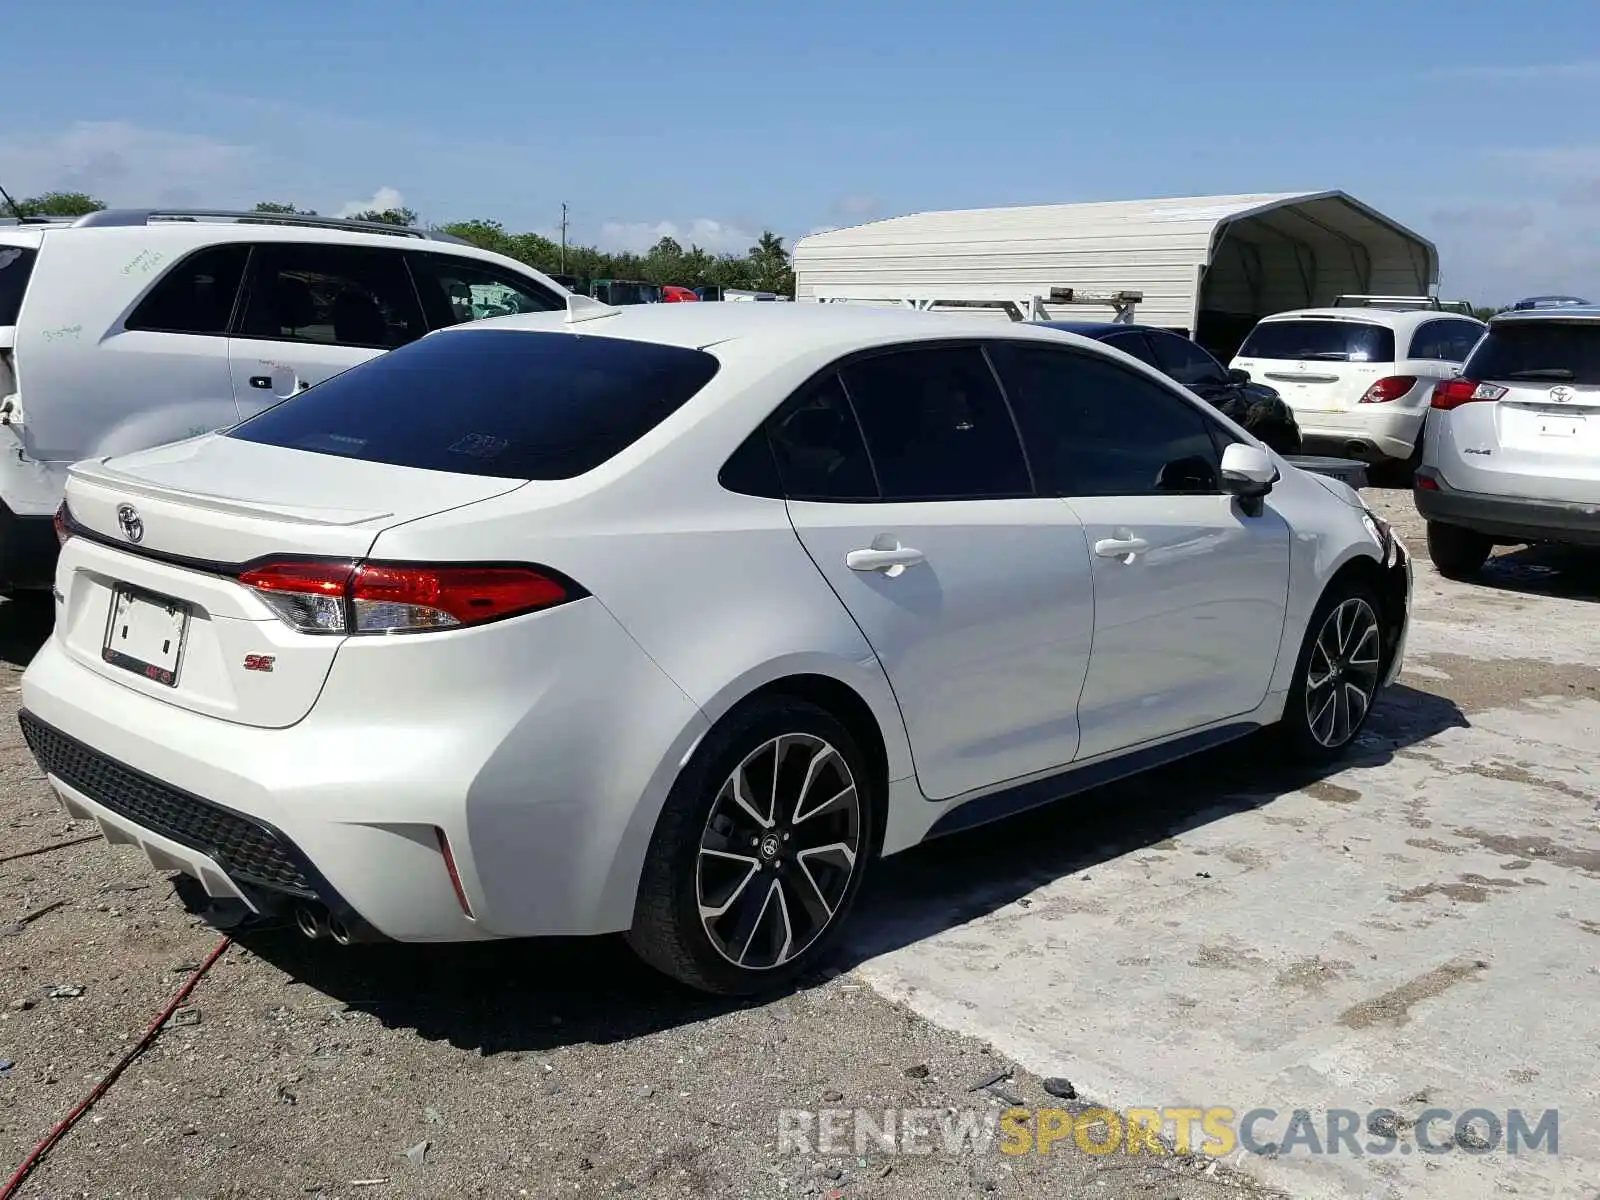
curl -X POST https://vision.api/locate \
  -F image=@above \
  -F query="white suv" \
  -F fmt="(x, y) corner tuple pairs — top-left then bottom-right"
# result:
(1416, 305), (1600, 576)
(1230, 301), (1484, 465)
(0, 209), (568, 592)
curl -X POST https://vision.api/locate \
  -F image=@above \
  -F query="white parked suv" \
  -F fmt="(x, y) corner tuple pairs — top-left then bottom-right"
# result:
(1416, 305), (1600, 576)
(1230, 300), (1484, 466)
(0, 209), (568, 591)
(22, 301), (1411, 994)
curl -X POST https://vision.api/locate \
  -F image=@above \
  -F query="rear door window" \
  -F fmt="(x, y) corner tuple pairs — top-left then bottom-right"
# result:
(1409, 319), (1484, 362)
(766, 374), (878, 500)
(125, 244), (249, 335)
(227, 328), (720, 479)
(839, 345), (1031, 500)
(1465, 321), (1600, 386)
(408, 252), (563, 329)
(1148, 331), (1229, 386)
(1238, 320), (1396, 363)
(0, 246), (37, 325)
(239, 244), (427, 349)
(1102, 330), (1159, 367)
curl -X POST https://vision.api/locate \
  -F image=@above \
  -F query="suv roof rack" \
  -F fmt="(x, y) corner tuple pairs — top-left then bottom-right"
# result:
(0, 215), (77, 227)
(69, 208), (470, 245)
(1331, 294), (1473, 315)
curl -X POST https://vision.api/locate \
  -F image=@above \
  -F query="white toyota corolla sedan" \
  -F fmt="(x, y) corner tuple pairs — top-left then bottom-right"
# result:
(22, 298), (1411, 994)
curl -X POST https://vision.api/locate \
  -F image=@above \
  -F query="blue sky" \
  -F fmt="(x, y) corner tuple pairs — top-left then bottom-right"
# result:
(7, 0), (1600, 303)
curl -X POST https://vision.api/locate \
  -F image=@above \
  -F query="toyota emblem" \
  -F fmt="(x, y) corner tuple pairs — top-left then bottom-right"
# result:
(115, 503), (144, 543)
(1549, 385), (1575, 404)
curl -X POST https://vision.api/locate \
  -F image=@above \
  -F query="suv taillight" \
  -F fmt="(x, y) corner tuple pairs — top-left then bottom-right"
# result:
(53, 501), (72, 547)
(1358, 376), (1419, 404)
(237, 560), (580, 634)
(1431, 378), (1508, 410)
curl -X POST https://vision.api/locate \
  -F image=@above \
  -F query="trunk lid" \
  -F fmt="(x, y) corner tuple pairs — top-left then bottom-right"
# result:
(58, 435), (526, 728)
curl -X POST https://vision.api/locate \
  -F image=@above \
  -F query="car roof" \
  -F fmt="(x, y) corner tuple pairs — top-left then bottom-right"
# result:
(1254, 306), (1480, 331)
(441, 302), (1099, 360)
(1490, 304), (1600, 325)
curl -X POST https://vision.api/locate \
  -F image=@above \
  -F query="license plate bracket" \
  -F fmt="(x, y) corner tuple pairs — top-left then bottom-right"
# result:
(102, 585), (191, 688)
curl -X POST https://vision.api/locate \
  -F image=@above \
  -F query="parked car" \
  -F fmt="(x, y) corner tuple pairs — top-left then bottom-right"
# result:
(662, 285), (700, 303)
(0, 209), (568, 592)
(1230, 305), (1485, 465)
(25, 303), (1411, 994)
(1415, 305), (1600, 576)
(547, 272), (582, 292)
(1033, 321), (1303, 454)
(589, 279), (661, 305)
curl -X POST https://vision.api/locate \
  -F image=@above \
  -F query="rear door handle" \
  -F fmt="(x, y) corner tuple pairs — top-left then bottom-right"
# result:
(846, 545), (926, 576)
(248, 375), (272, 390)
(1094, 536), (1149, 560)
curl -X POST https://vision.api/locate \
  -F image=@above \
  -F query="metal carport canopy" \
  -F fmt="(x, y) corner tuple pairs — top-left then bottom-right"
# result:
(791, 191), (1439, 331)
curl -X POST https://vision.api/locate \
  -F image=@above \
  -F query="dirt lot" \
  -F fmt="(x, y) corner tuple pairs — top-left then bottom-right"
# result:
(2, 486), (1596, 1199)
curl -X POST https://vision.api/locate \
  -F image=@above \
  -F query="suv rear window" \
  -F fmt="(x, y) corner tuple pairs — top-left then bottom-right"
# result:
(0, 246), (37, 325)
(227, 328), (720, 479)
(1237, 319), (1396, 363)
(1464, 320), (1600, 387)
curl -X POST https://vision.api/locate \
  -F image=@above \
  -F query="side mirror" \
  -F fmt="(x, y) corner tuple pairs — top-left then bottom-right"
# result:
(1221, 443), (1279, 515)
(1227, 367), (1252, 385)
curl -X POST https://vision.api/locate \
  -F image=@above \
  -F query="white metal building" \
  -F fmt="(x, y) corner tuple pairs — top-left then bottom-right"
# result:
(792, 191), (1439, 357)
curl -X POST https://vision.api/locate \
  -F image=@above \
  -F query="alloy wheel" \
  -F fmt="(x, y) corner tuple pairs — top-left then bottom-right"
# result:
(1304, 597), (1382, 748)
(696, 733), (862, 971)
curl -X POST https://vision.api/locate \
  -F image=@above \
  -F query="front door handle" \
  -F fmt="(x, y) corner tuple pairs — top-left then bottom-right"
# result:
(846, 545), (926, 576)
(1094, 536), (1150, 560)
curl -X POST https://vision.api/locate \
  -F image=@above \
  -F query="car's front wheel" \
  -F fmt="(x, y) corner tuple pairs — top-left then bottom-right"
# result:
(1426, 520), (1493, 578)
(628, 696), (875, 995)
(1278, 580), (1387, 763)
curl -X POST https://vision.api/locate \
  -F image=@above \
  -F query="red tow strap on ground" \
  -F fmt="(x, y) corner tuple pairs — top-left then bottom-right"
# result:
(0, 935), (233, 1199)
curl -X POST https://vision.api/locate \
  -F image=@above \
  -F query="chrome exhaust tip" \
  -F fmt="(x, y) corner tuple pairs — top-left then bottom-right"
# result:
(327, 914), (353, 946)
(294, 905), (328, 940)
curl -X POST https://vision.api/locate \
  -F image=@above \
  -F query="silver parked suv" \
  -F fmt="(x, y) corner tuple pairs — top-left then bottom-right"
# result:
(1415, 305), (1600, 576)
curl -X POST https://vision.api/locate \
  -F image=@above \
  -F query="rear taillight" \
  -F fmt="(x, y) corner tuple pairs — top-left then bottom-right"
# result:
(1358, 376), (1419, 404)
(1431, 378), (1507, 410)
(53, 501), (72, 547)
(237, 560), (578, 634)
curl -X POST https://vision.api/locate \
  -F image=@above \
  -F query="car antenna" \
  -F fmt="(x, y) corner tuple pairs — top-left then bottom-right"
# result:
(563, 292), (622, 325)
(0, 181), (24, 221)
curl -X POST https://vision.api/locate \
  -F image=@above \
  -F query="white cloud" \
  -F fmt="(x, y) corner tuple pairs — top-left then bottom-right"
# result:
(831, 194), (879, 221)
(0, 120), (255, 206)
(336, 186), (406, 217)
(597, 217), (756, 255)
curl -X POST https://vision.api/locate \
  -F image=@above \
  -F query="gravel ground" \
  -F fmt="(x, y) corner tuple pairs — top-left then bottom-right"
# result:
(0, 479), (1591, 1200)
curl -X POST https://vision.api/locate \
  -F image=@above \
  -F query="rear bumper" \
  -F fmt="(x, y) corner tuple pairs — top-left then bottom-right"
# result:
(1295, 408), (1423, 461)
(18, 598), (710, 942)
(1414, 470), (1600, 546)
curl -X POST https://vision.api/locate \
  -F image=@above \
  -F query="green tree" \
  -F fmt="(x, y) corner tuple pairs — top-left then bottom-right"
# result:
(748, 231), (792, 294)
(345, 206), (420, 227)
(13, 191), (106, 217)
(252, 201), (318, 215)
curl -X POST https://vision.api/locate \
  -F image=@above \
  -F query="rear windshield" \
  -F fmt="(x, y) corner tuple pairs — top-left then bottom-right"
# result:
(227, 328), (721, 479)
(1237, 319), (1396, 363)
(0, 246), (37, 325)
(1465, 320), (1600, 387)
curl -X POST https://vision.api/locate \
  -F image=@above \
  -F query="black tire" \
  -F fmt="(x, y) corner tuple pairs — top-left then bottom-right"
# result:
(1426, 521), (1492, 579)
(1277, 578), (1388, 764)
(627, 696), (877, 995)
